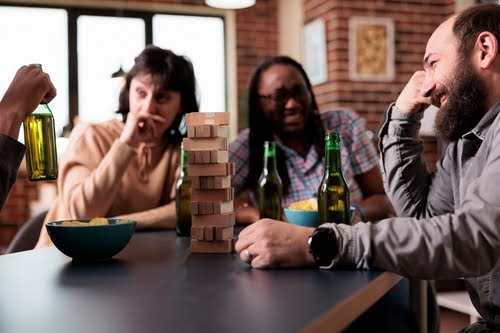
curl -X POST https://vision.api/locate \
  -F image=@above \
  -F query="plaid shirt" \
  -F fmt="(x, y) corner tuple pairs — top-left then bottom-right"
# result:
(229, 109), (379, 208)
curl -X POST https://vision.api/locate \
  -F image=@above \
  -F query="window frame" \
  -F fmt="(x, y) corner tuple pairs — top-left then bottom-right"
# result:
(0, 1), (237, 138)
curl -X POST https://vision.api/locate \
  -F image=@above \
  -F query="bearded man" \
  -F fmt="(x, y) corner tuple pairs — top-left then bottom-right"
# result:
(234, 3), (500, 332)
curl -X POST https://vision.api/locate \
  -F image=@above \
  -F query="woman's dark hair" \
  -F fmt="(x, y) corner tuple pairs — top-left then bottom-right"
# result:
(245, 55), (325, 195)
(116, 45), (199, 143)
(453, 3), (500, 62)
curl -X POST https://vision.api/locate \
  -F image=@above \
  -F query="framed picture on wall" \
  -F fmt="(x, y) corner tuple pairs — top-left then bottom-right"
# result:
(303, 18), (328, 85)
(348, 16), (395, 82)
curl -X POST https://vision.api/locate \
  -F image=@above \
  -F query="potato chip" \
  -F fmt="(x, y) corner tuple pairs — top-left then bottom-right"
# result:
(89, 217), (109, 225)
(60, 217), (110, 226)
(61, 220), (87, 226)
(288, 198), (318, 211)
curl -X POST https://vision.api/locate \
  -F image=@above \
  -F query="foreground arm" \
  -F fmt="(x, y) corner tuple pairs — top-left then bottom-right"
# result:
(0, 137), (25, 213)
(0, 65), (57, 213)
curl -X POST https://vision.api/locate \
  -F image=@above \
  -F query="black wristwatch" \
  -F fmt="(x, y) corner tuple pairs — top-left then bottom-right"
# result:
(308, 227), (338, 268)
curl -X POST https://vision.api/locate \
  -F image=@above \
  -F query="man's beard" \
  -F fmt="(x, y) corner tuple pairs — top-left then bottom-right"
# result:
(433, 59), (487, 142)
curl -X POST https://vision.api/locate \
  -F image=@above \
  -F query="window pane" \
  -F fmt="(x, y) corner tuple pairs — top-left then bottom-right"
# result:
(0, 6), (68, 140)
(77, 16), (145, 123)
(153, 14), (226, 113)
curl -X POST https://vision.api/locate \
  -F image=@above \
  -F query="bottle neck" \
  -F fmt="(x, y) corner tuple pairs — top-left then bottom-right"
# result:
(324, 133), (342, 172)
(32, 103), (53, 116)
(31, 65), (53, 116)
(263, 142), (278, 174)
(180, 148), (188, 173)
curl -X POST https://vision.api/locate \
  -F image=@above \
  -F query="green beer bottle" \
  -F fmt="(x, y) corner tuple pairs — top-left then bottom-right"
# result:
(317, 132), (350, 225)
(258, 141), (283, 219)
(175, 143), (191, 236)
(23, 64), (58, 181)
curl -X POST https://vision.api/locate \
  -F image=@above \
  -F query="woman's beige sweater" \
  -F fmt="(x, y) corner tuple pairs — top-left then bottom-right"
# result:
(37, 119), (181, 247)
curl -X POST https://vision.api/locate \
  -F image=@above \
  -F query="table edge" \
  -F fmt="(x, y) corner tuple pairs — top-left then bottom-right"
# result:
(301, 271), (403, 333)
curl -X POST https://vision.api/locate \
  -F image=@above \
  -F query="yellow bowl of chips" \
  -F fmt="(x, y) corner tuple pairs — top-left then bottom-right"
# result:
(284, 198), (319, 227)
(46, 218), (136, 261)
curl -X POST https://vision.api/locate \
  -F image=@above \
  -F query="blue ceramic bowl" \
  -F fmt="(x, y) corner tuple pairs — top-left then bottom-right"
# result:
(46, 219), (136, 261)
(284, 208), (319, 227)
(284, 206), (356, 227)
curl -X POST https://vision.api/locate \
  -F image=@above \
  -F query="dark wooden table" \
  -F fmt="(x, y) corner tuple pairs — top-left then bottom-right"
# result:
(0, 230), (410, 333)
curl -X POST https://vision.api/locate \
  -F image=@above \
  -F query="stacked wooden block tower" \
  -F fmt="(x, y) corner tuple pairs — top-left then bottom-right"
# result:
(184, 112), (235, 253)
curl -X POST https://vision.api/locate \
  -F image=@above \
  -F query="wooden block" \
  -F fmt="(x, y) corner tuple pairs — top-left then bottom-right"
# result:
(187, 150), (228, 164)
(183, 137), (228, 151)
(187, 150), (211, 164)
(191, 176), (232, 189)
(203, 226), (234, 240)
(191, 213), (235, 227)
(191, 201), (234, 215)
(191, 188), (234, 202)
(191, 226), (233, 241)
(191, 238), (234, 253)
(187, 125), (229, 138)
(191, 226), (205, 240)
(214, 226), (234, 240)
(203, 227), (215, 241)
(188, 162), (235, 177)
(186, 112), (230, 126)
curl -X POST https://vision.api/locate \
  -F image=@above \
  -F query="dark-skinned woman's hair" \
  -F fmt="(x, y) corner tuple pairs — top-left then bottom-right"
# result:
(116, 45), (199, 143)
(245, 55), (325, 195)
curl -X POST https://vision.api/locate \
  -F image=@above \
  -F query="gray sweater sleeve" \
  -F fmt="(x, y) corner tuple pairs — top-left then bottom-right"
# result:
(323, 103), (500, 280)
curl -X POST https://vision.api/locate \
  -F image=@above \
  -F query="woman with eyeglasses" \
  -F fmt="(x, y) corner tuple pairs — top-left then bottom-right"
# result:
(35, 45), (199, 248)
(229, 55), (395, 224)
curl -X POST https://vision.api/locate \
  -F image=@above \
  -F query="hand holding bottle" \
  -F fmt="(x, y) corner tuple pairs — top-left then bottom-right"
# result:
(0, 64), (57, 139)
(22, 64), (59, 181)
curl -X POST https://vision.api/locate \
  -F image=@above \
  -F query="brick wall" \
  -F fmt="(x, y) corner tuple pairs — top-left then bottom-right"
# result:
(235, 0), (279, 130)
(303, 0), (455, 132)
(300, 0), (454, 178)
(1, 0), (449, 249)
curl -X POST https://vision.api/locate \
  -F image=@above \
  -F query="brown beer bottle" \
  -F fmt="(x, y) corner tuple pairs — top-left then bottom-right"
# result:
(317, 132), (350, 225)
(258, 141), (283, 219)
(23, 64), (58, 181)
(175, 143), (191, 236)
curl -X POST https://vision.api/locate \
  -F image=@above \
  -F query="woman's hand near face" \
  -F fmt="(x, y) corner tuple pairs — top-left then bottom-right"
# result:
(119, 74), (182, 147)
(120, 111), (167, 146)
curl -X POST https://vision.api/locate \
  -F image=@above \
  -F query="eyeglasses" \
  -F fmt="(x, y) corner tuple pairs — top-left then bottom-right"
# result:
(258, 85), (309, 108)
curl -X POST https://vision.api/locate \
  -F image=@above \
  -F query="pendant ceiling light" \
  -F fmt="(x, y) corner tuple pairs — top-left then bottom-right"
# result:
(205, 0), (256, 9)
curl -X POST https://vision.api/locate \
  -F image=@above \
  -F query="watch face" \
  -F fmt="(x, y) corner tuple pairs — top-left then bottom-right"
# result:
(309, 228), (337, 267)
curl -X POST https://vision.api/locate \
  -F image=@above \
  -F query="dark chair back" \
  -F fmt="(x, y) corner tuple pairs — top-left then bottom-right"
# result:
(5, 210), (47, 254)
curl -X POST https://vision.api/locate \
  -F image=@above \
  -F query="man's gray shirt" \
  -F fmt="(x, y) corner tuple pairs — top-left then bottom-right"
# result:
(324, 100), (500, 328)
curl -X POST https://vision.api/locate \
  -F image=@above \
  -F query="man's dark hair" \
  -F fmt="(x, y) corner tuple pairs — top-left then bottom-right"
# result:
(453, 3), (500, 61)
